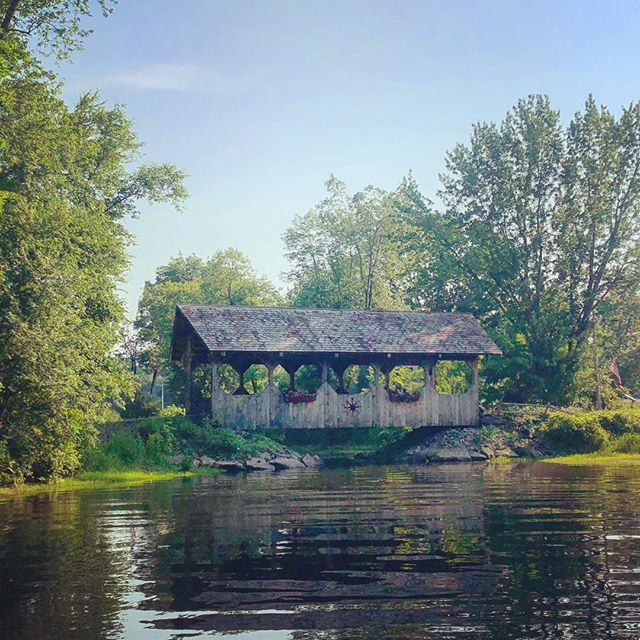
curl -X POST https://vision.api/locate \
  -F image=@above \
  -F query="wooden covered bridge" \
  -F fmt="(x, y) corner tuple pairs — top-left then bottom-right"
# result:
(171, 305), (501, 429)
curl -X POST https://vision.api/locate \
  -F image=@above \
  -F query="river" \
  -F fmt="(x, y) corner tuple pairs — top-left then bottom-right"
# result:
(1, 461), (640, 639)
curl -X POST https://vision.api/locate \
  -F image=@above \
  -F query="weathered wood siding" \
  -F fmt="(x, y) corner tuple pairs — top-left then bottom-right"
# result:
(212, 371), (479, 430)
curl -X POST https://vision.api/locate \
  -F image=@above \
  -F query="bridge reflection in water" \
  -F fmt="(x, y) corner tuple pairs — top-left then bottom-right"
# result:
(2, 462), (640, 639)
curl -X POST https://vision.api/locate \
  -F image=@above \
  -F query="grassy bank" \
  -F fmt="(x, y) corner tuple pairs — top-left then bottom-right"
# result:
(0, 468), (219, 499)
(87, 416), (289, 470)
(535, 408), (640, 463)
(543, 453), (640, 466)
(0, 417), (279, 496)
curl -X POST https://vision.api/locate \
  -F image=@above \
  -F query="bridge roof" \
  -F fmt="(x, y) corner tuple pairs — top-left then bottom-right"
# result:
(171, 305), (501, 360)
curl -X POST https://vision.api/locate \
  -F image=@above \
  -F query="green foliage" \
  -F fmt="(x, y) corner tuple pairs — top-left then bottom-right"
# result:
(170, 418), (285, 460)
(540, 413), (610, 454)
(538, 408), (640, 456)
(433, 361), (473, 394)
(607, 433), (640, 454)
(82, 425), (176, 472)
(397, 95), (640, 404)
(388, 366), (425, 394)
(0, 38), (187, 482)
(283, 176), (404, 310)
(120, 392), (161, 419)
(0, 440), (16, 485)
(0, 0), (115, 60)
(159, 404), (185, 417)
(597, 409), (640, 436)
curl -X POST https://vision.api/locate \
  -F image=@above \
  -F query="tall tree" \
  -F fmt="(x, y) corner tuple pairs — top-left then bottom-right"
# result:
(0, 0), (114, 58)
(283, 176), (403, 309)
(400, 95), (640, 403)
(135, 249), (282, 396)
(0, 14), (187, 481)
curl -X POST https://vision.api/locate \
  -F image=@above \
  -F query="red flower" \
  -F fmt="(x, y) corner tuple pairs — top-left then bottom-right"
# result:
(388, 390), (420, 403)
(284, 390), (317, 404)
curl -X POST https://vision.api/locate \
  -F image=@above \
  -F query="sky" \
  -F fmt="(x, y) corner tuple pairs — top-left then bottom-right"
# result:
(58, 0), (640, 315)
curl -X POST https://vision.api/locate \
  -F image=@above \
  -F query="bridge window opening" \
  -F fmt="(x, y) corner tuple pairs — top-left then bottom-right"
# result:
(389, 366), (425, 395)
(217, 364), (240, 395)
(243, 364), (268, 395)
(343, 365), (376, 394)
(294, 365), (322, 395)
(327, 367), (341, 392)
(434, 360), (473, 394)
(272, 365), (291, 391)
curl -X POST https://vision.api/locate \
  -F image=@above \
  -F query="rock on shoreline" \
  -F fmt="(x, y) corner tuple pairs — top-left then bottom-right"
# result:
(397, 423), (549, 465)
(192, 450), (324, 473)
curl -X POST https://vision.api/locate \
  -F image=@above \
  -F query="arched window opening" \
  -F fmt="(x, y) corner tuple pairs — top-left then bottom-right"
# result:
(343, 365), (377, 394)
(243, 364), (268, 395)
(294, 365), (322, 394)
(273, 364), (292, 391)
(433, 360), (473, 394)
(217, 364), (240, 395)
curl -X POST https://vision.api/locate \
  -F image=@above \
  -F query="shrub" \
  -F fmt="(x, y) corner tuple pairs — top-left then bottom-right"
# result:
(540, 413), (610, 454)
(170, 418), (285, 460)
(160, 404), (185, 417)
(137, 417), (170, 440)
(0, 439), (17, 485)
(104, 430), (147, 466)
(82, 446), (122, 472)
(146, 431), (174, 465)
(120, 392), (161, 419)
(597, 409), (640, 437)
(607, 433), (640, 453)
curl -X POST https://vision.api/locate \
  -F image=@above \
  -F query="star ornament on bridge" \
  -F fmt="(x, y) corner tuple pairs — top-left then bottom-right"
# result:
(344, 398), (361, 414)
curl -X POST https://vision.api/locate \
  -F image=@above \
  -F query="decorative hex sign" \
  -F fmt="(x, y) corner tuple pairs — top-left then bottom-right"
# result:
(343, 398), (361, 414)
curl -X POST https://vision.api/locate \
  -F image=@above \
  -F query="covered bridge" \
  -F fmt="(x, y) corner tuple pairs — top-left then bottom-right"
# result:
(171, 305), (501, 429)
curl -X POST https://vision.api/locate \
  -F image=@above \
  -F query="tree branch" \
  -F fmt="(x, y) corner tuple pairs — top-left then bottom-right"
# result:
(0, 0), (21, 34)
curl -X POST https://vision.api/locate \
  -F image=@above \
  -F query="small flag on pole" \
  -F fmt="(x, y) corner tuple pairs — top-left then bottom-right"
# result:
(610, 360), (622, 387)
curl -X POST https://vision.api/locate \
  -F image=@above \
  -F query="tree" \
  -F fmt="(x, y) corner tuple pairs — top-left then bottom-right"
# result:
(135, 249), (282, 399)
(399, 95), (640, 404)
(0, 0), (114, 59)
(0, 47), (187, 481)
(283, 176), (404, 309)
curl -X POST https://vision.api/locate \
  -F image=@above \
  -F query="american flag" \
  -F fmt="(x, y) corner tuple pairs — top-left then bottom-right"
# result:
(610, 360), (622, 387)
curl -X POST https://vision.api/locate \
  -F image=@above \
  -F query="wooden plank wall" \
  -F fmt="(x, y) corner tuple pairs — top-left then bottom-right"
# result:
(212, 365), (479, 429)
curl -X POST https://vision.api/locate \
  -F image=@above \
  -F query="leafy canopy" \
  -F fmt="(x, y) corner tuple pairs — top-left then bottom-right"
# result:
(0, 15), (187, 481)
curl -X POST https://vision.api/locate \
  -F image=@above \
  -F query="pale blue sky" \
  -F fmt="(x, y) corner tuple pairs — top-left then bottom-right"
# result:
(59, 0), (640, 315)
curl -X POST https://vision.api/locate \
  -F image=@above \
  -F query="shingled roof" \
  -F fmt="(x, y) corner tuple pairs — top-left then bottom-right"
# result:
(171, 305), (501, 359)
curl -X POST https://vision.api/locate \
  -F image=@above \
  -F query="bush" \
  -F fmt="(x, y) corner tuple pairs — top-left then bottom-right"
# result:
(83, 429), (169, 471)
(607, 433), (640, 453)
(146, 431), (174, 464)
(120, 392), (161, 419)
(540, 413), (610, 454)
(104, 430), (147, 466)
(159, 404), (185, 417)
(0, 439), (17, 485)
(80, 417), (287, 472)
(597, 409), (640, 436)
(171, 418), (284, 460)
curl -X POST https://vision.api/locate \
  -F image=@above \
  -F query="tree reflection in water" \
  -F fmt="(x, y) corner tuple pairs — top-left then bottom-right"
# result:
(1, 462), (640, 639)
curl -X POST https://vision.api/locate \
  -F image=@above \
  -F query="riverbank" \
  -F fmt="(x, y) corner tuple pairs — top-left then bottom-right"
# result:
(0, 469), (220, 499)
(378, 406), (640, 465)
(6, 407), (640, 495)
(543, 452), (640, 465)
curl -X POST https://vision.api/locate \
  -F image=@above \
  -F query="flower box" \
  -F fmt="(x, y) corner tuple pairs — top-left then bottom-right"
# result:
(283, 390), (317, 404)
(388, 390), (421, 403)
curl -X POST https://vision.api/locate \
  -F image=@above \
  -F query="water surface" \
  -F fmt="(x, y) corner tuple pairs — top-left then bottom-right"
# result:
(1, 462), (640, 639)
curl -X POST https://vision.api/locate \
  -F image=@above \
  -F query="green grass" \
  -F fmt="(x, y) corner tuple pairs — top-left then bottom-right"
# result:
(0, 468), (218, 499)
(542, 452), (640, 466)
